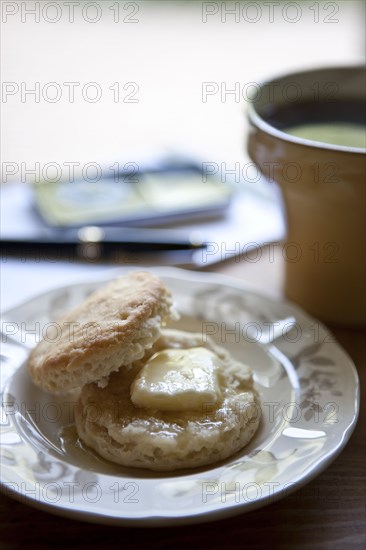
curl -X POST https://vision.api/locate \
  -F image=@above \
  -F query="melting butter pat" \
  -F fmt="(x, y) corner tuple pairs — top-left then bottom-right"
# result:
(130, 347), (221, 411)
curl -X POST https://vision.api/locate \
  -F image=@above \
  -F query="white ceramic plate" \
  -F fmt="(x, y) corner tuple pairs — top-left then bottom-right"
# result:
(0, 267), (359, 525)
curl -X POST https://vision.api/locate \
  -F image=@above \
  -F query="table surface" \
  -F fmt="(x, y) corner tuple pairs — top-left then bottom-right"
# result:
(1, 249), (365, 550)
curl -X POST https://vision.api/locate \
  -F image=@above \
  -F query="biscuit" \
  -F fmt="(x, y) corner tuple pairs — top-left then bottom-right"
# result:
(28, 272), (174, 394)
(75, 329), (260, 471)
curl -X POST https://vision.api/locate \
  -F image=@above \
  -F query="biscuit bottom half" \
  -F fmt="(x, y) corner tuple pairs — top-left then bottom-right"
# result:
(74, 331), (261, 471)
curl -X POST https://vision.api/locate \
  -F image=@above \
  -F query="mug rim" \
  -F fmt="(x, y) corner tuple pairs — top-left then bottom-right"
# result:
(247, 65), (366, 155)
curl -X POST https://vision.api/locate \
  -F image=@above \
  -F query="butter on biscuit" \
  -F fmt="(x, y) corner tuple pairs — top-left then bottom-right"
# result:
(130, 347), (221, 411)
(27, 273), (260, 471)
(75, 329), (260, 471)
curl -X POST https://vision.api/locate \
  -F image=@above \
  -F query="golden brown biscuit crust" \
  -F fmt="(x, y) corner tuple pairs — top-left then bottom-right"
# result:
(28, 272), (173, 394)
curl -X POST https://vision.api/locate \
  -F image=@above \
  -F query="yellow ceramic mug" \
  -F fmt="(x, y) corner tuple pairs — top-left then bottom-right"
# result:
(247, 66), (366, 326)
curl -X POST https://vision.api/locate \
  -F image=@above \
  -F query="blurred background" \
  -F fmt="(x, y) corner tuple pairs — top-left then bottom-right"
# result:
(3, 0), (365, 170)
(1, 0), (365, 308)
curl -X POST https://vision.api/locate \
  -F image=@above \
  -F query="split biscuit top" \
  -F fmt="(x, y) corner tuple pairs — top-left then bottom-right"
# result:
(27, 272), (174, 395)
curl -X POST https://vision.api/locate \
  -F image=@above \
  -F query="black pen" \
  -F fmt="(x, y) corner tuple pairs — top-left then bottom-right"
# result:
(0, 226), (206, 259)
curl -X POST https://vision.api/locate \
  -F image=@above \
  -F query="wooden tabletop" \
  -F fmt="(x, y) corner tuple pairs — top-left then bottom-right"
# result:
(1, 248), (364, 550)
